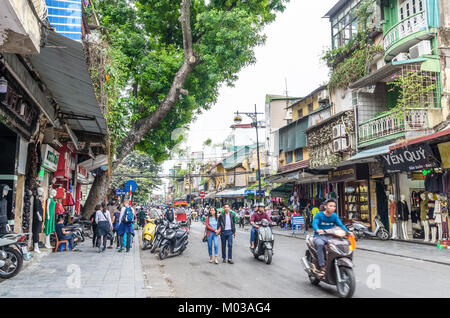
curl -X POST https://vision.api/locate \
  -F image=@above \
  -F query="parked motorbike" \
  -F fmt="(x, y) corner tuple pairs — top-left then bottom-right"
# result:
(0, 233), (32, 279)
(142, 218), (156, 250)
(150, 219), (169, 254)
(250, 219), (275, 265)
(301, 227), (357, 298)
(64, 224), (85, 243)
(350, 215), (390, 241)
(158, 222), (189, 260)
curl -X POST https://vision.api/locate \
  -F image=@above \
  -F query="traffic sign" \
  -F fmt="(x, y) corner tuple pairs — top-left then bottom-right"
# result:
(124, 180), (138, 193)
(115, 189), (127, 196)
(199, 191), (205, 198)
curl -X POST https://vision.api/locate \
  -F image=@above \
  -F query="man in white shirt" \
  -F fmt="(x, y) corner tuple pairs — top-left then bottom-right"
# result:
(217, 204), (236, 264)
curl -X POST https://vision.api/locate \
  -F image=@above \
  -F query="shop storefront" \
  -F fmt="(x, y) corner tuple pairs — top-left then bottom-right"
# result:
(53, 142), (77, 218)
(328, 163), (370, 223)
(378, 133), (450, 244)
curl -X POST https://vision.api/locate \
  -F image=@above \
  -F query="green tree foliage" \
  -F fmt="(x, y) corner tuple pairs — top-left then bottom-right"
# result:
(89, 0), (288, 163)
(111, 151), (162, 202)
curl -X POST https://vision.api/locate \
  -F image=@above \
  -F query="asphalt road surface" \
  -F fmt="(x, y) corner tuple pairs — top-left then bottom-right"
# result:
(140, 221), (450, 298)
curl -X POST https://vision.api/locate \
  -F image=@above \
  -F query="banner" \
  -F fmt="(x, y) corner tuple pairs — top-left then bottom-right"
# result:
(379, 144), (439, 173)
(438, 142), (450, 168)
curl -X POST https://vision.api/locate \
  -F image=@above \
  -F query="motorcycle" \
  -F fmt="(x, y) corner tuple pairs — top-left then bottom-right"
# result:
(142, 218), (156, 250)
(150, 218), (169, 254)
(250, 219), (275, 265)
(158, 222), (189, 260)
(64, 224), (85, 243)
(301, 227), (357, 298)
(0, 233), (32, 279)
(350, 215), (390, 241)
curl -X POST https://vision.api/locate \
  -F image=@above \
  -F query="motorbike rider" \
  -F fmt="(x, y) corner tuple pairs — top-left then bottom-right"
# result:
(312, 198), (349, 277)
(250, 203), (275, 249)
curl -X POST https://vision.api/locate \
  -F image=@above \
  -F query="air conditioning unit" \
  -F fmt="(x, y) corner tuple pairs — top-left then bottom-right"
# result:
(332, 124), (345, 139)
(333, 139), (342, 153)
(409, 40), (432, 59)
(318, 90), (329, 101)
(333, 137), (349, 153)
(392, 52), (409, 62)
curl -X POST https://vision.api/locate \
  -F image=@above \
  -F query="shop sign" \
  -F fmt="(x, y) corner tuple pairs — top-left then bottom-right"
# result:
(77, 165), (89, 183)
(41, 144), (60, 172)
(116, 189), (127, 196)
(379, 144), (439, 173)
(438, 142), (450, 168)
(328, 163), (369, 182)
(2, 86), (38, 127)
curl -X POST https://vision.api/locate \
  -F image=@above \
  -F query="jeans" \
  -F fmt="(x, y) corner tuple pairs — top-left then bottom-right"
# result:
(250, 227), (257, 243)
(207, 232), (219, 257)
(314, 235), (330, 267)
(220, 230), (233, 260)
(121, 233), (132, 251)
(61, 233), (75, 250)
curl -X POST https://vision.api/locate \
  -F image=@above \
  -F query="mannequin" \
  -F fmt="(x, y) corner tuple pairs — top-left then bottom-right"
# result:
(435, 194), (444, 242)
(32, 187), (44, 253)
(427, 192), (437, 243)
(420, 192), (430, 242)
(388, 194), (398, 239)
(0, 185), (12, 235)
(397, 194), (409, 240)
(43, 189), (56, 249)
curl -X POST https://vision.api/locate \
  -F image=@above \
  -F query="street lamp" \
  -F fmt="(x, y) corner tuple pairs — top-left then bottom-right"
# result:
(233, 104), (264, 205)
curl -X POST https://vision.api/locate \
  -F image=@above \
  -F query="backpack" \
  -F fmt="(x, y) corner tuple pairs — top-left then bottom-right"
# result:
(122, 207), (134, 224)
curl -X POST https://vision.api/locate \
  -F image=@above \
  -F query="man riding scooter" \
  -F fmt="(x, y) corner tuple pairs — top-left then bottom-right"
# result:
(250, 203), (275, 250)
(312, 198), (349, 277)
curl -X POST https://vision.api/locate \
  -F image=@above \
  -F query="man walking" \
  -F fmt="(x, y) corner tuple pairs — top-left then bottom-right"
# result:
(217, 204), (236, 264)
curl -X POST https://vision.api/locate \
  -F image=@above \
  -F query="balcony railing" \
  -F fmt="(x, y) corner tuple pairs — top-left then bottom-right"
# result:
(358, 109), (429, 144)
(384, 11), (428, 51)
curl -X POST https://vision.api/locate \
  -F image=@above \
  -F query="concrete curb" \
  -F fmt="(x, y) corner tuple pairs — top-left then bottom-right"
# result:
(238, 226), (450, 267)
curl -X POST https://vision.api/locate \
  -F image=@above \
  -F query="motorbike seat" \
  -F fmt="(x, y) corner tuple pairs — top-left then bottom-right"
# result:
(176, 230), (185, 238)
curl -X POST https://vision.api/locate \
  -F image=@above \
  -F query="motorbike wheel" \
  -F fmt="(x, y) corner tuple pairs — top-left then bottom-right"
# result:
(377, 229), (390, 241)
(142, 239), (149, 250)
(159, 244), (169, 260)
(264, 249), (272, 265)
(85, 229), (93, 239)
(336, 267), (356, 298)
(80, 233), (85, 243)
(150, 237), (159, 254)
(0, 247), (23, 279)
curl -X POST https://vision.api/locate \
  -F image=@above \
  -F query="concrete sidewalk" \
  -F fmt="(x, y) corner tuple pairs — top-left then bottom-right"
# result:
(238, 226), (450, 266)
(0, 233), (147, 298)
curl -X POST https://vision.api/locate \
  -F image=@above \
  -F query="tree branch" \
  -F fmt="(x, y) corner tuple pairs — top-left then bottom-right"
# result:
(112, 0), (196, 170)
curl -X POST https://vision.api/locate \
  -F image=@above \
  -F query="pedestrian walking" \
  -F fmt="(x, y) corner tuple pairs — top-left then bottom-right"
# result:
(217, 204), (236, 264)
(95, 202), (113, 253)
(118, 201), (136, 253)
(89, 209), (98, 248)
(111, 205), (121, 248)
(205, 207), (220, 264)
(239, 207), (245, 228)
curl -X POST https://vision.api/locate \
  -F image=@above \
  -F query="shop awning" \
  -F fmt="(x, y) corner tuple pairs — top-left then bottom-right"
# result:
(215, 187), (247, 198)
(29, 31), (107, 136)
(346, 145), (391, 162)
(78, 154), (108, 171)
(265, 171), (300, 184)
(389, 128), (450, 150)
(204, 191), (216, 199)
(270, 183), (294, 197)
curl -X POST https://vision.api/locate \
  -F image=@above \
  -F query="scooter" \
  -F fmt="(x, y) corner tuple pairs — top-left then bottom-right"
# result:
(142, 218), (156, 250)
(158, 222), (189, 260)
(351, 215), (390, 240)
(150, 218), (169, 254)
(0, 232), (32, 279)
(250, 219), (275, 265)
(301, 227), (357, 298)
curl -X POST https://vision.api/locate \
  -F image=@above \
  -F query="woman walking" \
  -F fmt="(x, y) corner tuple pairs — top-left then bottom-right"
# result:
(205, 207), (220, 264)
(111, 205), (121, 248)
(95, 202), (113, 253)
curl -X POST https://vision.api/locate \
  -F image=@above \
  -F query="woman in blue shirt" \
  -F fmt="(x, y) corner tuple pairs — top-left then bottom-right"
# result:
(205, 207), (220, 264)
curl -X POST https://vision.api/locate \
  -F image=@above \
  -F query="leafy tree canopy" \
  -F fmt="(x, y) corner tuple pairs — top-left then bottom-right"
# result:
(90, 0), (288, 163)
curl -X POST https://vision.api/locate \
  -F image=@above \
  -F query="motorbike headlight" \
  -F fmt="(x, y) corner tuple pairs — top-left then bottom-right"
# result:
(329, 243), (351, 256)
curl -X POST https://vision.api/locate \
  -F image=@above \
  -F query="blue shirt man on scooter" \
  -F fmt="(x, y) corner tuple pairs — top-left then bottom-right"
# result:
(312, 198), (349, 276)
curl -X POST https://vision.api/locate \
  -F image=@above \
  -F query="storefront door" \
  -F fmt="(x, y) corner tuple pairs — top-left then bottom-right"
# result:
(0, 122), (18, 224)
(375, 180), (389, 230)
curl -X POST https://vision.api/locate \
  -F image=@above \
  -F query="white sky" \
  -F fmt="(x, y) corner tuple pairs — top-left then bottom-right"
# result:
(156, 0), (338, 194)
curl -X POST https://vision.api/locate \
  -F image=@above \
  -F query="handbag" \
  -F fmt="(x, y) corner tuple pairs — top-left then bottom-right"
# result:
(202, 227), (208, 243)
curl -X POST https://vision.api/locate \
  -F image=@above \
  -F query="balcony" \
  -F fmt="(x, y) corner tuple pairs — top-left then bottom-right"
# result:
(383, 10), (435, 60)
(358, 109), (432, 145)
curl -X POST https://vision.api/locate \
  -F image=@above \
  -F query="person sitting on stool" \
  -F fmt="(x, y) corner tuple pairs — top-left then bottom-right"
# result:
(55, 215), (79, 251)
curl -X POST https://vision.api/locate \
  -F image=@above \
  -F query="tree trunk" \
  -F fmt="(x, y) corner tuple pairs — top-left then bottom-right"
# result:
(82, 0), (196, 215)
(81, 170), (109, 218)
